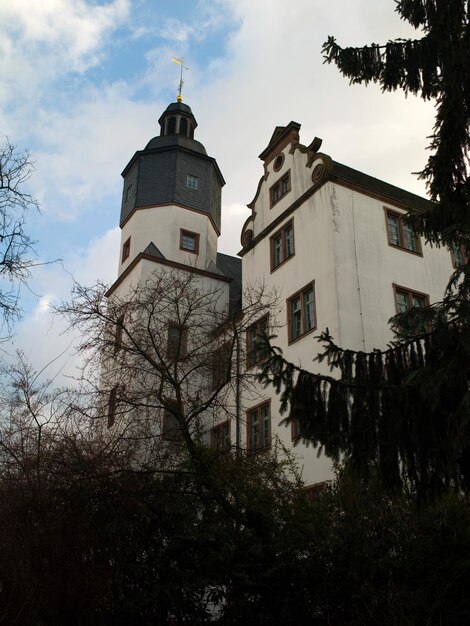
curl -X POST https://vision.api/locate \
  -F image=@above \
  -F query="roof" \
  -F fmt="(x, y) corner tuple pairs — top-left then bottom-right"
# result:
(216, 252), (242, 314)
(144, 134), (207, 155)
(331, 161), (431, 211)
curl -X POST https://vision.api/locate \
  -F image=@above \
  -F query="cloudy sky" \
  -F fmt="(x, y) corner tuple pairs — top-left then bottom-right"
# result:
(1, 0), (435, 379)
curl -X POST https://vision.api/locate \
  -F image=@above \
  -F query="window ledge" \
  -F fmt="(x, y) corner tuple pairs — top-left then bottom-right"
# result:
(388, 242), (423, 257)
(271, 253), (295, 273)
(288, 326), (316, 345)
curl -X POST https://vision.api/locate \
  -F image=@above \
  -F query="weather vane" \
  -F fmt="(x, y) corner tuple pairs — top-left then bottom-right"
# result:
(170, 57), (189, 102)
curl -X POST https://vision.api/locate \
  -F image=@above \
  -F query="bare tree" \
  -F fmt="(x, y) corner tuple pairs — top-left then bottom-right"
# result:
(57, 268), (279, 469)
(0, 139), (40, 327)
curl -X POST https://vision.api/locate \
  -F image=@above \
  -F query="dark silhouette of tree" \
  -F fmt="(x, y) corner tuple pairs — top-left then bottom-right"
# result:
(0, 140), (41, 327)
(261, 0), (470, 499)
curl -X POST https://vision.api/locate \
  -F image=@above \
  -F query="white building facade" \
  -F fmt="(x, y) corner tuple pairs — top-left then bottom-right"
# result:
(107, 101), (455, 486)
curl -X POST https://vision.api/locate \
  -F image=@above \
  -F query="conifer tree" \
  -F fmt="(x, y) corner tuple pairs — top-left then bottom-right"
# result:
(261, 0), (470, 499)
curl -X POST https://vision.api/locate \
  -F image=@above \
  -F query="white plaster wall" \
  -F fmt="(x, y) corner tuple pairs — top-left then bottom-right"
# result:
(118, 205), (218, 275)
(241, 142), (456, 486)
(251, 145), (311, 238)
(242, 155), (341, 485)
(331, 184), (454, 351)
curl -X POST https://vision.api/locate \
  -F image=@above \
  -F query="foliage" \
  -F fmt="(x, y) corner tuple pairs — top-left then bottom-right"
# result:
(1, 357), (470, 624)
(323, 0), (470, 247)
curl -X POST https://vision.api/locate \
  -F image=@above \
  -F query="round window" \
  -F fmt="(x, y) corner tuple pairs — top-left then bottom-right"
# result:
(273, 154), (284, 172)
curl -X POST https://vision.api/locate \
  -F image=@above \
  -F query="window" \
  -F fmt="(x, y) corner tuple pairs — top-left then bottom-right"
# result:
(247, 402), (271, 452)
(125, 184), (132, 201)
(393, 285), (429, 314)
(246, 315), (269, 368)
(180, 229), (200, 253)
(273, 154), (284, 172)
(270, 221), (294, 270)
(113, 315), (124, 354)
(186, 174), (198, 190)
(385, 209), (422, 254)
(121, 237), (130, 263)
(212, 343), (231, 389)
(291, 419), (301, 441)
(211, 421), (231, 451)
(179, 117), (188, 136)
(107, 386), (118, 428)
(162, 402), (183, 442)
(270, 171), (290, 207)
(288, 282), (316, 342)
(167, 116), (176, 134)
(167, 323), (188, 360)
(450, 242), (467, 268)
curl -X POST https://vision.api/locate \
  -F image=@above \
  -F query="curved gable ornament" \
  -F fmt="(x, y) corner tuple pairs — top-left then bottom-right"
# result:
(240, 215), (255, 250)
(311, 154), (333, 187)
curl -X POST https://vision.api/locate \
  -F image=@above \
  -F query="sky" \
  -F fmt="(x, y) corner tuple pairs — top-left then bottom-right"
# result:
(0, 0), (435, 382)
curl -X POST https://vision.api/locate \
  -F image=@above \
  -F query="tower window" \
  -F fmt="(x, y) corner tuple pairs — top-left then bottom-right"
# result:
(186, 174), (198, 190)
(125, 184), (132, 201)
(162, 400), (183, 442)
(167, 116), (176, 134)
(212, 343), (231, 389)
(179, 117), (188, 136)
(167, 323), (188, 360)
(122, 237), (131, 263)
(107, 386), (118, 429)
(180, 229), (200, 254)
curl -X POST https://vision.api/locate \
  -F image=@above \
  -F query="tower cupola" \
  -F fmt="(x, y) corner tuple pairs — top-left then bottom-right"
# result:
(119, 100), (225, 233)
(158, 101), (197, 139)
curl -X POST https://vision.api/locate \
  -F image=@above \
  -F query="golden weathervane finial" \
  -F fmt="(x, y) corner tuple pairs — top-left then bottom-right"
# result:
(170, 57), (189, 102)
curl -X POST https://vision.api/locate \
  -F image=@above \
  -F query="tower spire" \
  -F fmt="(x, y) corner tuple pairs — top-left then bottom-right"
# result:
(170, 57), (189, 102)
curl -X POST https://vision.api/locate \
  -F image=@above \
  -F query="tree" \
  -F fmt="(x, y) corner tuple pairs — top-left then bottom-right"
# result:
(0, 139), (41, 327)
(261, 0), (470, 499)
(57, 268), (284, 500)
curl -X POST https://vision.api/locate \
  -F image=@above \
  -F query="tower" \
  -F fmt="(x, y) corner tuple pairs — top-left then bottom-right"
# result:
(113, 100), (226, 287)
(104, 100), (242, 442)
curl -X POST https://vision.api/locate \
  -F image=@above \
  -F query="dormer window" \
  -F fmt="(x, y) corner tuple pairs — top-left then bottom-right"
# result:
(186, 174), (198, 190)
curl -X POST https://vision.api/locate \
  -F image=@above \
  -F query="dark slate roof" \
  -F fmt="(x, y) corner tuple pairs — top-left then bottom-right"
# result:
(142, 242), (165, 259)
(145, 134), (207, 155)
(331, 161), (431, 211)
(164, 101), (193, 115)
(216, 252), (242, 314)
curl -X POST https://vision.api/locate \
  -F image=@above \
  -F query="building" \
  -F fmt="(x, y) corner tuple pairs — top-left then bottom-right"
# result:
(106, 99), (455, 485)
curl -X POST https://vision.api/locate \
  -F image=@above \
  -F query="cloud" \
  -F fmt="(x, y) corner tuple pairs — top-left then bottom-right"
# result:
(28, 83), (160, 220)
(0, 0), (130, 121)
(1, 0), (439, 383)
(9, 226), (120, 384)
